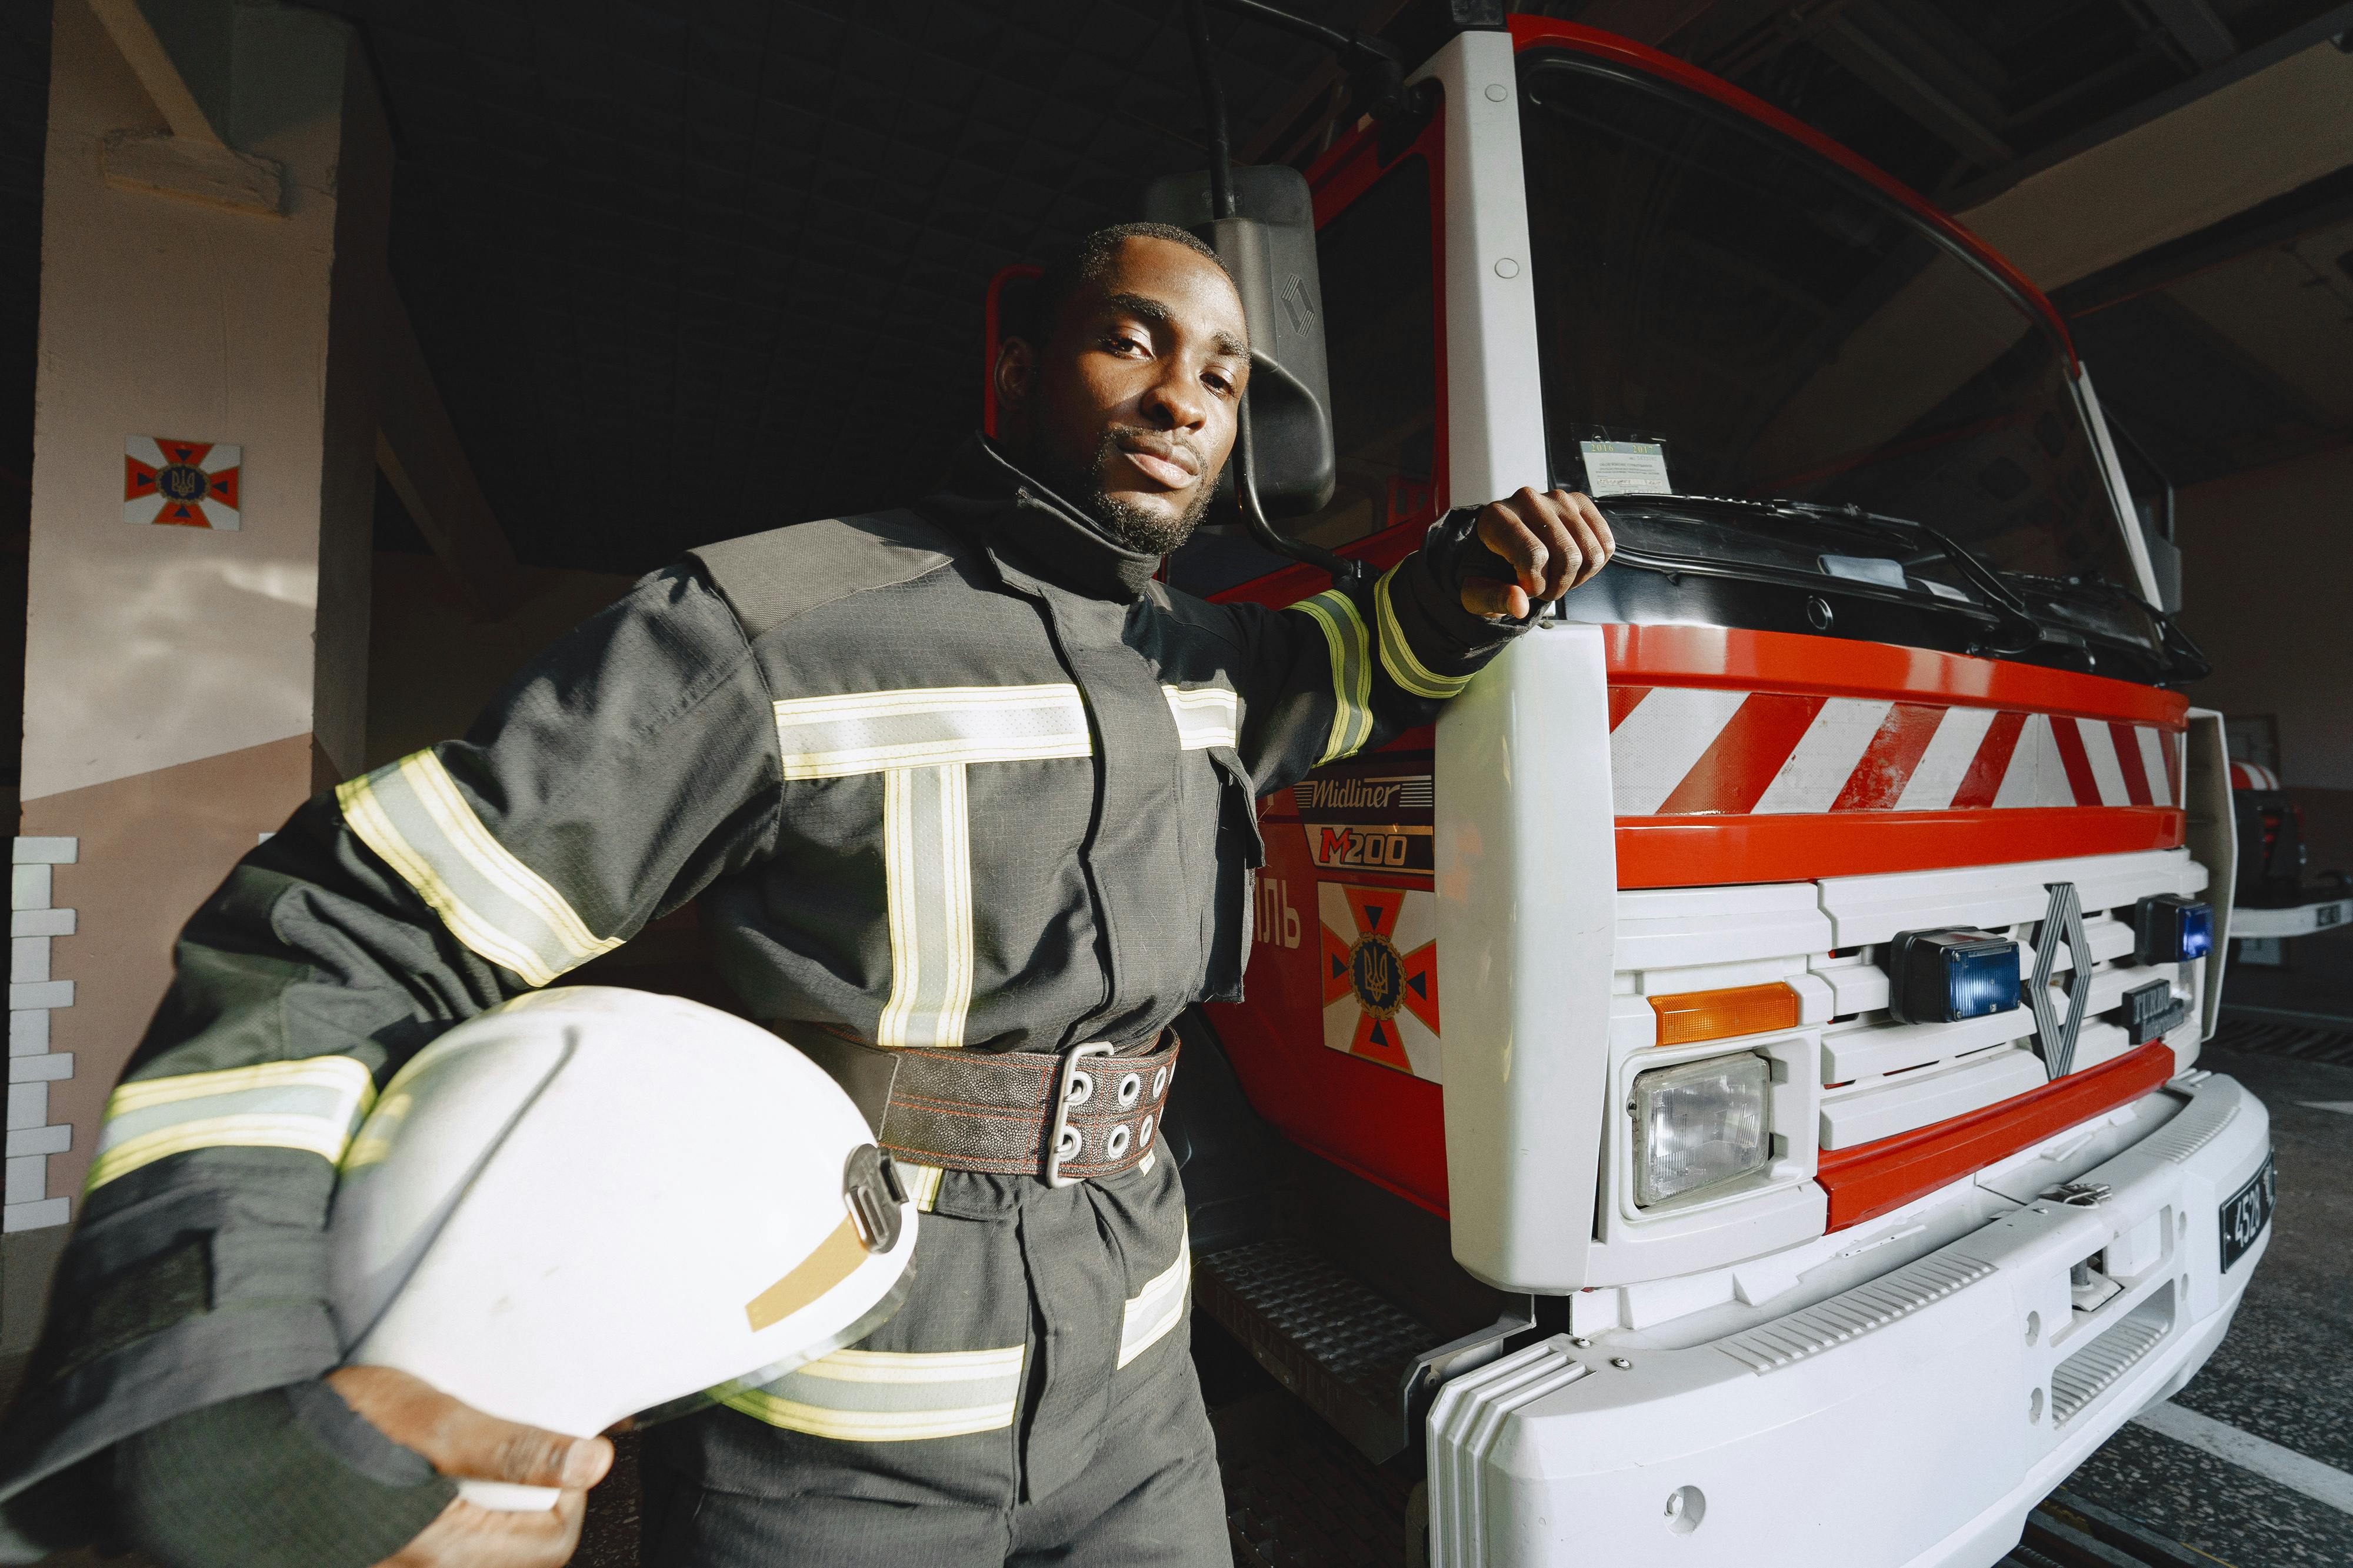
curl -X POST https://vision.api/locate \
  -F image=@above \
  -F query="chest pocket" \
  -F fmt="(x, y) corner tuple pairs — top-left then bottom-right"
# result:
(1198, 745), (1266, 1003)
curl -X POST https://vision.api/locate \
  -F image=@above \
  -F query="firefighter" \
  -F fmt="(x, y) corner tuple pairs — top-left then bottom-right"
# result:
(0, 222), (1612, 1567)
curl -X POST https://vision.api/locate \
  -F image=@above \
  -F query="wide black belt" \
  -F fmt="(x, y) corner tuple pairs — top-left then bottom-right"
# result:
(780, 1027), (1179, 1187)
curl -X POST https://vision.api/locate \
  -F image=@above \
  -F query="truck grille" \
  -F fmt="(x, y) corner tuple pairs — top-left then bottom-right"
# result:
(1813, 901), (2175, 1151)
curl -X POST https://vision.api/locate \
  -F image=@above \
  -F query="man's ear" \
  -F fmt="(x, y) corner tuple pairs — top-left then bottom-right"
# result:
(992, 337), (1035, 428)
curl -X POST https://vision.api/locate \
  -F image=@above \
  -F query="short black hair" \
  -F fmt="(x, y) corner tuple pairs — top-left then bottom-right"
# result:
(1018, 221), (1238, 346)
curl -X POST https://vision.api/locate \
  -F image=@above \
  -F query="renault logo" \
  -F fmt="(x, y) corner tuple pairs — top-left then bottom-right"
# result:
(2027, 881), (2095, 1078)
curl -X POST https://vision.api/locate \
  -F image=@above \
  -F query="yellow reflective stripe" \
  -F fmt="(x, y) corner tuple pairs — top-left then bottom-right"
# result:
(397, 753), (619, 976)
(1117, 1223), (1191, 1369)
(338, 751), (621, 986)
(85, 1117), (352, 1190)
(1374, 563), (1472, 700)
(1162, 685), (1239, 750)
(1293, 590), (1373, 765)
(85, 1056), (377, 1192)
(792, 1346), (1025, 1383)
(772, 684), (1093, 779)
(716, 1393), (1018, 1443)
(876, 768), (914, 1047)
(938, 762), (975, 1049)
(718, 1343), (1025, 1442)
(896, 1160), (944, 1213)
(875, 764), (975, 1050)
(101, 1055), (375, 1116)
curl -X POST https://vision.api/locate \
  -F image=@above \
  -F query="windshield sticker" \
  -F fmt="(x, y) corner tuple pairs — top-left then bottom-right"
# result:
(1579, 440), (1671, 497)
(1817, 553), (1907, 589)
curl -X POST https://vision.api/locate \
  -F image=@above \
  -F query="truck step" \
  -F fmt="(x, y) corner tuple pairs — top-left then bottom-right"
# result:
(1194, 1239), (1439, 1464)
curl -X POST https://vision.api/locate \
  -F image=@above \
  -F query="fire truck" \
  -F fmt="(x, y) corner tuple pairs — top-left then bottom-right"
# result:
(1119, 14), (2272, 1568)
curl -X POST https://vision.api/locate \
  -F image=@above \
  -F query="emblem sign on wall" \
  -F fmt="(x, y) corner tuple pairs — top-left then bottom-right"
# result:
(125, 437), (242, 529)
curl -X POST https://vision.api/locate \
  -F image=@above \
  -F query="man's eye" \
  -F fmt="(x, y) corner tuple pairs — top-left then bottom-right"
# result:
(1106, 336), (1147, 357)
(1204, 372), (1236, 397)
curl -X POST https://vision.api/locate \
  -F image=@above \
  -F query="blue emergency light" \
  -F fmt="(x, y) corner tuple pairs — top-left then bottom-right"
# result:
(1882, 928), (2021, 1025)
(2133, 895), (2212, 965)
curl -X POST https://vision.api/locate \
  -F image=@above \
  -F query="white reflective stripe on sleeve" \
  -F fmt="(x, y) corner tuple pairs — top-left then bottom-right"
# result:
(717, 1343), (1025, 1441)
(773, 685), (1092, 778)
(1294, 590), (1374, 764)
(1374, 563), (1471, 700)
(338, 750), (621, 987)
(1116, 1223), (1191, 1369)
(1162, 685), (1239, 750)
(876, 763), (975, 1050)
(85, 1056), (378, 1192)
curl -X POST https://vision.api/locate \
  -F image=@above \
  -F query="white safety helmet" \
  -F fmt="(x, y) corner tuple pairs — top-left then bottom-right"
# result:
(328, 987), (915, 1509)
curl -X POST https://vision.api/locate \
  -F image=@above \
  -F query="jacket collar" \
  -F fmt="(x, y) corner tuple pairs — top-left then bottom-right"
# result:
(929, 435), (1163, 605)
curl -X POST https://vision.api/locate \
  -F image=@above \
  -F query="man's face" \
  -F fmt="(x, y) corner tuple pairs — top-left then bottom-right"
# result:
(996, 236), (1251, 555)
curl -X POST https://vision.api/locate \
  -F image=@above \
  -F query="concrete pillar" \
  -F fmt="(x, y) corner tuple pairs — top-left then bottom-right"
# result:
(4, 0), (391, 1343)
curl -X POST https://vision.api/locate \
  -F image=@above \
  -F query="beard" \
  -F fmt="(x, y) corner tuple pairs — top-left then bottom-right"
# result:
(1034, 419), (1218, 558)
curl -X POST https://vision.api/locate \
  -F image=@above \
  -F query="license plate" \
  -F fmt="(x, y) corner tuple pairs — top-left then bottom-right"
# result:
(2219, 1153), (2275, 1273)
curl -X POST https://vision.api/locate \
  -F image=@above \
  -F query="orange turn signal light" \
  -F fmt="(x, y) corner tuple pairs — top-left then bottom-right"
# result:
(1648, 982), (1801, 1047)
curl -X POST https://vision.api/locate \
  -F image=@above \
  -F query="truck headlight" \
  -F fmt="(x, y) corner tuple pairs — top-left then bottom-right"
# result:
(1631, 1052), (1771, 1207)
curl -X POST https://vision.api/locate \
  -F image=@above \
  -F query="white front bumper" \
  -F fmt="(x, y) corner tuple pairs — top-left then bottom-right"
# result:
(1427, 1073), (2271, 1568)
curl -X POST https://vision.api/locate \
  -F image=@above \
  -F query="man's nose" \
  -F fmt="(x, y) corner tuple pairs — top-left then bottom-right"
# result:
(1141, 359), (1207, 431)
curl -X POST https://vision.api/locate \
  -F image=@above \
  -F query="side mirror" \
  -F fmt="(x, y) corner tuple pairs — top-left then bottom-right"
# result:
(1145, 165), (1337, 519)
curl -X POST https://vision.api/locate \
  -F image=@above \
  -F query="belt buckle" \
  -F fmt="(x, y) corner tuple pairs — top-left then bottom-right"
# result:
(1046, 1042), (1114, 1188)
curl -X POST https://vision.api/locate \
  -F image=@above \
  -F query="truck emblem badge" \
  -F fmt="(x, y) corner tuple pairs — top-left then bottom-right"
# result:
(1278, 272), (1317, 336)
(1318, 883), (1439, 1079)
(2025, 881), (2095, 1079)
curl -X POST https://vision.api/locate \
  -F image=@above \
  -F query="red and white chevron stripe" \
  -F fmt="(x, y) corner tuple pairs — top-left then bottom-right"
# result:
(1608, 688), (2181, 818)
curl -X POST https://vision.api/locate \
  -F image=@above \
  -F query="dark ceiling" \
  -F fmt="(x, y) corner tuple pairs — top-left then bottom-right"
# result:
(2, 1), (2350, 575)
(326, 0), (1378, 573)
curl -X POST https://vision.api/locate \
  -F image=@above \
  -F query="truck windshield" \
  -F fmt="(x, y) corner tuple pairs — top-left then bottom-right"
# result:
(1517, 51), (2156, 659)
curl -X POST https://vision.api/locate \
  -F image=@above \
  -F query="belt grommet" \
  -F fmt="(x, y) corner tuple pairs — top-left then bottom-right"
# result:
(1106, 1124), (1131, 1159)
(1151, 1067), (1168, 1100)
(1139, 1114), (1155, 1148)
(1116, 1072), (1142, 1108)
(1056, 1125), (1083, 1160)
(1065, 1073), (1093, 1108)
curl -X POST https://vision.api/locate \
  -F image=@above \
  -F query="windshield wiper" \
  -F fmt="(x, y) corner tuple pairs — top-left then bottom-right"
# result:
(1598, 492), (2043, 655)
(2001, 569), (2213, 683)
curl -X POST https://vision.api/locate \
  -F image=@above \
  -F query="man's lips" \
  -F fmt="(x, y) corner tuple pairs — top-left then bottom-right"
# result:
(1115, 443), (1199, 489)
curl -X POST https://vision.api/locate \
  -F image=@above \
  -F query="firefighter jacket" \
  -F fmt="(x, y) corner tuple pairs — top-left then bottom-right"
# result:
(0, 437), (1531, 1549)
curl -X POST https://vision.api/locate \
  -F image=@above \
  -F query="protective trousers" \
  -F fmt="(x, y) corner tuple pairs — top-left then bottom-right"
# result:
(638, 1156), (1228, 1567)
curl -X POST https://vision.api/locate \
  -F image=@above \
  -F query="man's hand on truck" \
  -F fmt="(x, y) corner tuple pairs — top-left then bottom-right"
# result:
(1464, 486), (1615, 619)
(329, 1366), (613, 1568)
